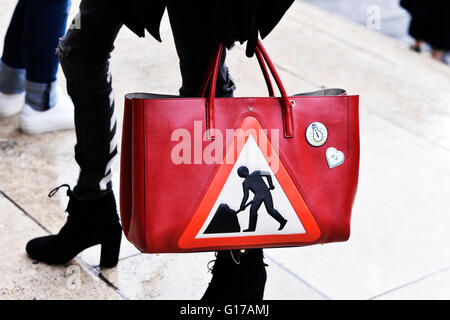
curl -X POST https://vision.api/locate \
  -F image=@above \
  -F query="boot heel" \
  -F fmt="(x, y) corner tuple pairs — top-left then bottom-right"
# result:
(100, 232), (122, 268)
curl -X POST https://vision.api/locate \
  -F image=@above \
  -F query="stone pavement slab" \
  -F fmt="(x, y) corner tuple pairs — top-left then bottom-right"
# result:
(0, 193), (120, 300)
(371, 266), (450, 300)
(1, 0), (450, 300)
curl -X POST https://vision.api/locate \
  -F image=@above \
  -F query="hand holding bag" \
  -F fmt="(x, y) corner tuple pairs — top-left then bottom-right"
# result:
(120, 40), (360, 253)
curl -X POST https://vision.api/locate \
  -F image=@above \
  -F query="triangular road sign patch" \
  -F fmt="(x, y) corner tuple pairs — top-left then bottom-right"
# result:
(178, 116), (321, 250)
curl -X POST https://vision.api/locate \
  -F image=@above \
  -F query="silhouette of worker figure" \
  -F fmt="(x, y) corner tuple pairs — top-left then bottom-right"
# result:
(238, 166), (288, 232)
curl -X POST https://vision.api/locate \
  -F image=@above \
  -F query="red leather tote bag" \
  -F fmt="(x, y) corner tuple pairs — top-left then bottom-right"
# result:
(120, 40), (360, 253)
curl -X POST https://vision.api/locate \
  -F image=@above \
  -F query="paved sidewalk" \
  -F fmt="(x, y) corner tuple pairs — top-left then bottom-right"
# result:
(305, 0), (448, 62)
(304, 0), (413, 42)
(1, 0), (450, 300)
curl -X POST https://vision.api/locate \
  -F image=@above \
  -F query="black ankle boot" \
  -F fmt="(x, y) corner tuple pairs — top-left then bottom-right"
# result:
(26, 185), (122, 268)
(201, 249), (267, 301)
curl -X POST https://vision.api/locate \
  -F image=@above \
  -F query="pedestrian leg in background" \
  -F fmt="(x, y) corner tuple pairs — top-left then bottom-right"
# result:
(0, 0), (75, 134)
(402, 1), (450, 64)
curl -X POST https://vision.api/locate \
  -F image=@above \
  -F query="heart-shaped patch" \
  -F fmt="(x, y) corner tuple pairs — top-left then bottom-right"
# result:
(326, 147), (345, 169)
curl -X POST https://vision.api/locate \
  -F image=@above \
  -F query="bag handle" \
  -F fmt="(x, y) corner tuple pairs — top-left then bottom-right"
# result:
(198, 45), (275, 98)
(201, 40), (294, 140)
(255, 47), (275, 97)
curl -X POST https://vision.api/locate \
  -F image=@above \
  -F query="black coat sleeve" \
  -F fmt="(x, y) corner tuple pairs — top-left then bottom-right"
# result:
(122, 0), (166, 41)
(121, 0), (294, 44)
(257, 0), (295, 39)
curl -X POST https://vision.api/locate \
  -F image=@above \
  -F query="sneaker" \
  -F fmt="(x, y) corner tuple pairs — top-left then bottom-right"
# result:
(201, 249), (267, 301)
(0, 91), (25, 117)
(19, 93), (75, 134)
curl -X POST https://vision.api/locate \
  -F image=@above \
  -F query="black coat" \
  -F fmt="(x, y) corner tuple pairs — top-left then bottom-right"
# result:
(118, 0), (295, 42)
(401, 0), (450, 50)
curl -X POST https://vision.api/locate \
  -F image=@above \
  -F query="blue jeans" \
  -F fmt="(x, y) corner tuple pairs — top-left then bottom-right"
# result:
(0, 0), (71, 109)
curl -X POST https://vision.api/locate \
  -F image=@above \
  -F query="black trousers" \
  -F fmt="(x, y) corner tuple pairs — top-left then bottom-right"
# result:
(58, 0), (235, 193)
